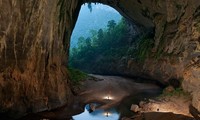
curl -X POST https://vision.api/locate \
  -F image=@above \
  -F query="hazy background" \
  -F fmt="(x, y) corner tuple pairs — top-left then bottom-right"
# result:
(70, 3), (122, 47)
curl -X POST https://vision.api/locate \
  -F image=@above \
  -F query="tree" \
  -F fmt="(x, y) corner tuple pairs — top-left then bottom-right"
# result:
(85, 37), (92, 47)
(97, 29), (104, 40)
(77, 36), (85, 50)
(69, 17), (131, 72)
(107, 20), (116, 30)
(97, 29), (104, 46)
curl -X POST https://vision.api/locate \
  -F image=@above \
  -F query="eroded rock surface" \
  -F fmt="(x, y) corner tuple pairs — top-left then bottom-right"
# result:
(0, 0), (77, 118)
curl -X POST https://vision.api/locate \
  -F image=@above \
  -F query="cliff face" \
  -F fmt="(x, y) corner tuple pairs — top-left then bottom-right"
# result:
(0, 0), (199, 118)
(0, 0), (79, 118)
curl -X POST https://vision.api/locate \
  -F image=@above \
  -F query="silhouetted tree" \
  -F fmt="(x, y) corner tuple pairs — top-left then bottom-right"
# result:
(107, 20), (116, 30)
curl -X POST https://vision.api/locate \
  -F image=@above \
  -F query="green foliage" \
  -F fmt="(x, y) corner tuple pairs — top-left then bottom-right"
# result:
(161, 87), (191, 97)
(69, 18), (130, 72)
(107, 20), (116, 30)
(68, 67), (88, 85)
(69, 17), (158, 72)
(71, 3), (121, 47)
(135, 35), (154, 62)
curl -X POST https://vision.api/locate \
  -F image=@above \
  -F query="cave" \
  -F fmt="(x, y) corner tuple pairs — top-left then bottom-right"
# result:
(0, 0), (199, 119)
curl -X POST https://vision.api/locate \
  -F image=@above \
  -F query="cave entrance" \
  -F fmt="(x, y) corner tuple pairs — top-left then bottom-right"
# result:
(68, 3), (140, 75)
(68, 2), (163, 120)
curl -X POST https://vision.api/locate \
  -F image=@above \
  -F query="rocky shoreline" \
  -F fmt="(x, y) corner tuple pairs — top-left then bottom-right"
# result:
(123, 86), (197, 120)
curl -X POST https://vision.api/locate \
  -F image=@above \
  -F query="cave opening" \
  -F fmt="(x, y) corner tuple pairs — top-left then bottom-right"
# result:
(68, 3), (154, 77)
(68, 3), (162, 120)
(69, 3), (123, 74)
(65, 2), (193, 120)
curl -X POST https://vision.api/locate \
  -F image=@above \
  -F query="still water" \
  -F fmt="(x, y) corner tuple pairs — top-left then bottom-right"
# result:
(73, 104), (120, 120)
(72, 89), (162, 120)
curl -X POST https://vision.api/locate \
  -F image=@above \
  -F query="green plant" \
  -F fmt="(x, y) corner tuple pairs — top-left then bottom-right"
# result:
(135, 35), (154, 62)
(68, 67), (88, 85)
(161, 87), (190, 97)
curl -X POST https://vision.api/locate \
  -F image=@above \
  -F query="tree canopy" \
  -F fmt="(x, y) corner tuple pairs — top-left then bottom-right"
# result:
(69, 18), (130, 72)
(69, 17), (154, 73)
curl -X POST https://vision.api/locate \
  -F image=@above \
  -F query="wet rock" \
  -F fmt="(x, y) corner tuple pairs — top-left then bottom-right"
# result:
(163, 86), (175, 94)
(139, 101), (146, 108)
(89, 103), (96, 111)
(130, 104), (141, 112)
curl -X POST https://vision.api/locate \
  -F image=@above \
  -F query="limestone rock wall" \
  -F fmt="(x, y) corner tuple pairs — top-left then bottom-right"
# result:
(120, 0), (200, 111)
(0, 0), (80, 118)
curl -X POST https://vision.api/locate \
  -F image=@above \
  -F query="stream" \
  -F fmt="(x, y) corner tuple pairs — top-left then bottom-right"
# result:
(72, 75), (162, 120)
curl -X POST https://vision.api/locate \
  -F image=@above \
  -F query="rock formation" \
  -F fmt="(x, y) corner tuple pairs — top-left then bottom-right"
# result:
(0, 0), (77, 118)
(84, 0), (200, 112)
(0, 0), (199, 118)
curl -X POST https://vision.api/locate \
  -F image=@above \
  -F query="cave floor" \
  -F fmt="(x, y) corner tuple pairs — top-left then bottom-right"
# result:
(21, 75), (194, 120)
(74, 75), (194, 120)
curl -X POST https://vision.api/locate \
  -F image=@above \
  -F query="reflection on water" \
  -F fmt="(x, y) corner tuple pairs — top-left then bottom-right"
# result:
(72, 89), (162, 120)
(72, 104), (120, 120)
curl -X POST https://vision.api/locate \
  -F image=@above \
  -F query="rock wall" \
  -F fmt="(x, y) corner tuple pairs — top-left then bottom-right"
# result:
(83, 0), (200, 111)
(0, 0), (199, 118)
(0, 0), (80, 118)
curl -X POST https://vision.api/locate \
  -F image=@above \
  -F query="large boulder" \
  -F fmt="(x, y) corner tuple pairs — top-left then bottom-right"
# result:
(130, 104), (140, 113)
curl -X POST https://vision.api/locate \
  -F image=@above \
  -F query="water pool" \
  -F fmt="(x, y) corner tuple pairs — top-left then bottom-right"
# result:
(72, 104), (120, 120)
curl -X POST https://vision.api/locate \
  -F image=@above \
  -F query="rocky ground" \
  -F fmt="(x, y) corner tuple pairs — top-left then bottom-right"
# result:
(76, 75), (195, 120)
(121, 84), (197, 120)
(122, 94), (195, 120)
